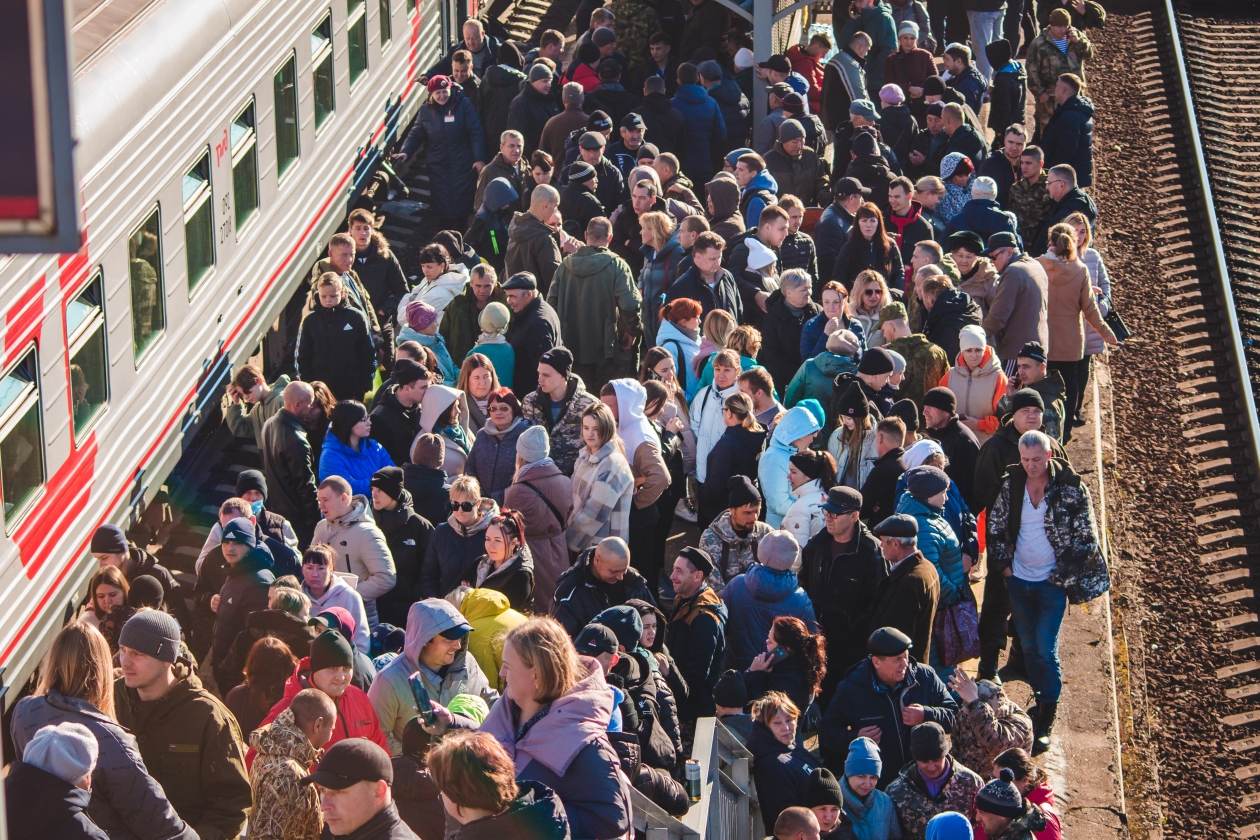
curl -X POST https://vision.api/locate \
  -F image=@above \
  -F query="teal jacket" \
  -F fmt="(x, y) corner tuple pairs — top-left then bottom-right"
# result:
(895, 493), (966, 608)
(784, 351), (858, 409)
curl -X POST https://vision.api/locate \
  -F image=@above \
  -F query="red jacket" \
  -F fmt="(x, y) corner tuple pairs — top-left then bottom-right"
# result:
(245, 656), (388, 770)
(786, 46), (824, 114)
(565, 61), (601, 93)
(883, 47), (937, 96)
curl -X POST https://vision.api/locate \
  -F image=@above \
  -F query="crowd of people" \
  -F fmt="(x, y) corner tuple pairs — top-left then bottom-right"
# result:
(8, 0), (1120, 838)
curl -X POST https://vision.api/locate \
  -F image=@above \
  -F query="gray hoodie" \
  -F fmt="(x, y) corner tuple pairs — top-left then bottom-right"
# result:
(367, 598), (499, 754)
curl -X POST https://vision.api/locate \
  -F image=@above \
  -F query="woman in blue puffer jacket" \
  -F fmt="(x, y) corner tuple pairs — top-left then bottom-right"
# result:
(318, 400), (394, 497)
(895, 465), (968, 677)
(758, 406), (823, 528)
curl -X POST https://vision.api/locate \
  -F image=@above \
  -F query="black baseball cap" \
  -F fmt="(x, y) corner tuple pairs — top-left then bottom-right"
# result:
(575, 623), (618, 656)
(758, 54), (791, 74)
(302, 738), (394, 789)
(835, 177), (872, 198)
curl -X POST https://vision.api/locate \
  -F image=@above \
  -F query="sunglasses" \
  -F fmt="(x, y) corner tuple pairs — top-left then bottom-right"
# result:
(450, 500), (477, 512)
(863, 289), (883, 296)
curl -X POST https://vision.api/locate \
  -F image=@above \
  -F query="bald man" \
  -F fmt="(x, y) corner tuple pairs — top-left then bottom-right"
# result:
(505, 184), (564, 296)
(261, 381), (320, 544)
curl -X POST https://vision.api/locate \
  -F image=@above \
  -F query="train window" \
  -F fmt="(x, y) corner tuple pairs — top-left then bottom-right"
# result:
(348, 0), (368, 84)
(183, 153), (214, 291)
(406, 0), (414, 13)
(232, 101), (260, 231)
(66, 274), (109, 436)
(129, 208), (165, 362)
(0, 351), (45, 527)
(312, 14), (335, 129)
(380, 0), (391, 45)
(274, 55), (300, 178)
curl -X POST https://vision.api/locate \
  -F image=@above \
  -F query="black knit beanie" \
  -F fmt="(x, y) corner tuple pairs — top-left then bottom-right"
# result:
(310, 630), (355, 673)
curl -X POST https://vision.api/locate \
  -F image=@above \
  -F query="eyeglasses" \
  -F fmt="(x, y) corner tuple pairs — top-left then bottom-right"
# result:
(450, 500), (477, 512)
(488, 403), (513, 413)
(863, 289), (883, 297)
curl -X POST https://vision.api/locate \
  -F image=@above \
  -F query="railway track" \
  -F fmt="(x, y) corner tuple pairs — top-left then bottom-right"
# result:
(1083, 1), (1260, 835)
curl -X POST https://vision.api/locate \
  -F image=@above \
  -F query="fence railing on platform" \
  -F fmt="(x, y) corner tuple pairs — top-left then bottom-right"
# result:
(629, 719), (760, 840)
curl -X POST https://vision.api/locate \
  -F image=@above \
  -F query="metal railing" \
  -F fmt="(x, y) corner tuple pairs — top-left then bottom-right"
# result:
(630, 719), (760, 840)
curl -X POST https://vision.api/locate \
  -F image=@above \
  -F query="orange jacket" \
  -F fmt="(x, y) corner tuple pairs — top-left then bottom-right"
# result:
(939, 346), (1008, 435)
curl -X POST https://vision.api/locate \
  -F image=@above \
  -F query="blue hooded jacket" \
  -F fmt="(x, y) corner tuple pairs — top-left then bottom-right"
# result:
(742, 169), (780, 228)
(318, 432), (395, 498)
(706, 78), (751, 151)
(894, 494), (966, 608)
(759, 406), (823, 527)
(720, 563), (817, 671)
(894, 472), (978, 561)
(671, 83), (726, 181)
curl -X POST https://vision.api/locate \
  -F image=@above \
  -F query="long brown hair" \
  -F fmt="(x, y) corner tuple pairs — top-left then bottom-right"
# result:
(243, 636), (298, 721)
(844, 203), (895, 280)
(839, 414), (874, 485)
(771, 616), (827, 700)
(36, 622), (116, 720)
(89, 566), (129, 621)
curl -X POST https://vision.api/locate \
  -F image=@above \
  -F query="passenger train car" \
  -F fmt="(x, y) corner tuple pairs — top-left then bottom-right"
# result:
(0, 0), (454, 697)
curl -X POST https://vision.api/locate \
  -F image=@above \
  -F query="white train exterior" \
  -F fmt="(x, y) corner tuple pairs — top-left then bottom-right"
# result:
(0, 0), (446, 697)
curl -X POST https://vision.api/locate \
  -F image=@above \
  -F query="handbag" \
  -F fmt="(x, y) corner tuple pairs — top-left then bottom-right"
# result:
(932, 588), (981, 666)
(1101, 295), (1132, 343)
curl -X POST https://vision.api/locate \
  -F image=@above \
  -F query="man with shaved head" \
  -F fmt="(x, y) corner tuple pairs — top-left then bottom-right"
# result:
(551, 536), (656, 637)
(505, 183), (564, 296)
(261, 381), (320, 545)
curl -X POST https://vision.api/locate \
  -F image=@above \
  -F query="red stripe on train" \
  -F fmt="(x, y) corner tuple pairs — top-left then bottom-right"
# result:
(0, 21), (422, 660)
(0, 166), (355, 663)
(5, 277), (46, 360)
(15, 435), (98, 578)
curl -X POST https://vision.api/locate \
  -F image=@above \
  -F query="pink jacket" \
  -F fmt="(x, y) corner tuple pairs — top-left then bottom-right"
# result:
(480, 657), (613, 774)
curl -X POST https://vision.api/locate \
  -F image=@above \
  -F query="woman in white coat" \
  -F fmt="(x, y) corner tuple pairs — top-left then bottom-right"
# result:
(781, 451), (837, 550)
(396, 242), (470, 326)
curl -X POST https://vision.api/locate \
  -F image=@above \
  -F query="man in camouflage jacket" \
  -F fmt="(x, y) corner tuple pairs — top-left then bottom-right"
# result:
(986, 454), (1109, 606)
(1008, 155), (1055, 243)
(887, 724), (984, 840)
(699, 508), (775, 592)
(248, 703), (330, 840)
(521, 360), (599, 476)
(948, 674), (1035, 779)
(1026, 16), (1093, 130)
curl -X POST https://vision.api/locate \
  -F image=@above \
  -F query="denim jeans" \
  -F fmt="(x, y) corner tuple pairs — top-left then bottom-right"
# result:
(1006, 575), (1068, 702)
(967, 9), (1007, 81)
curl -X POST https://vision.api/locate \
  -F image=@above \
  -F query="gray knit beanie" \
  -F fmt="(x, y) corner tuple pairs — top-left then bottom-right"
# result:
(24, 722), (98, 786)
(758, 530), (801, 572)
(118, 609), (181, 664)
(517, 425), (551, 464)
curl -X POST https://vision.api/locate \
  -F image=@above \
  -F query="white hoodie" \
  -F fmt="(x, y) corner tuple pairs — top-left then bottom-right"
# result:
(396, 264), (469, 326)
(781, 478), (827, 551)
(689, 381), (741, 483)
